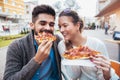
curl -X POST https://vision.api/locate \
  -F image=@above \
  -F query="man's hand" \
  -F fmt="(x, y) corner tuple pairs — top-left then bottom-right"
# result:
(34, 40), (52, 64)
(90, 55), (111, 80)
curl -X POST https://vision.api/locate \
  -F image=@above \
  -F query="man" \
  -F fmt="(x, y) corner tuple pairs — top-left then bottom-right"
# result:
(3, 5), (62, 80)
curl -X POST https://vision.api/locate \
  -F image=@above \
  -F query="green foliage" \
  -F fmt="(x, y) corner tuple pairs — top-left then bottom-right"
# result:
(0, 39), (13, 48)
(92, 23), (96, 29)
(87, 23), (91, 27)
(0, 34), (26, 48)
(89, 22), (96, 30)
(20, 28), (30, 34)
(0, 34), (25, 40)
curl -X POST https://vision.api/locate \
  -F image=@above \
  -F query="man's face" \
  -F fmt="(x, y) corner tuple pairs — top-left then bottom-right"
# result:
(30, 13), (55, 35)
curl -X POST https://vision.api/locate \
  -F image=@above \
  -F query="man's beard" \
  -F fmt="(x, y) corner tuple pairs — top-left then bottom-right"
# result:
(34, 29), (53, 35)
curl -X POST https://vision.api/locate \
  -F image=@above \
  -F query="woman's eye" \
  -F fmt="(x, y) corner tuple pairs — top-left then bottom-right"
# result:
(59, 26), (61, 29)
(64, 25), (67, 27)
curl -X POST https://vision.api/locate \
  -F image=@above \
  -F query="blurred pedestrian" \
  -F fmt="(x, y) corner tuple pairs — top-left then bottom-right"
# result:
(104, 22), (109, 35)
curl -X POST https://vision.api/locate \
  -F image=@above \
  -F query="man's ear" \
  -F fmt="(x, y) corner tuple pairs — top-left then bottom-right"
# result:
(29, 22), (34, 30)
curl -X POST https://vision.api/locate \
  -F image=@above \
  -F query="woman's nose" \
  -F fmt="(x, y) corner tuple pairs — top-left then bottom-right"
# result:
(60, 27), (65, 32)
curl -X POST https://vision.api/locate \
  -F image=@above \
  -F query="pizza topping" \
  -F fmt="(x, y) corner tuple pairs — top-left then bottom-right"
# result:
(35, 32), (56, 43)
(63, 46), (100, 60)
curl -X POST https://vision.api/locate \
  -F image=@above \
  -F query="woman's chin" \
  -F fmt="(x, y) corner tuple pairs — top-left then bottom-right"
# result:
(64, 38), (69, 41)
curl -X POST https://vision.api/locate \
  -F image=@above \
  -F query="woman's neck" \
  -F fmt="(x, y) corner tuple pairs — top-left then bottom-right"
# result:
(70, 34), (87, 47)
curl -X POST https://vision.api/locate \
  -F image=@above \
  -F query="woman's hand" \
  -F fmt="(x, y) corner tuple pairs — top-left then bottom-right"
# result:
(90, 55), (111, 80)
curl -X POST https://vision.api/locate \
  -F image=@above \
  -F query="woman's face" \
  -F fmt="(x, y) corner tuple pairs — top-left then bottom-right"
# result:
(58, 16), (79, 41)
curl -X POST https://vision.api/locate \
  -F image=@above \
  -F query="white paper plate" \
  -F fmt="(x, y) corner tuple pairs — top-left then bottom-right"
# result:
(62, 59), (95, 67)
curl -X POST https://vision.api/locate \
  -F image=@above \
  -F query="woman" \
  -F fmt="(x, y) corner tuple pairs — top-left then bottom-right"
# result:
(58, 9), (119, 80)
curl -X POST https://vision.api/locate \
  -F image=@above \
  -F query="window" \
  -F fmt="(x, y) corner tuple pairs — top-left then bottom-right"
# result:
(26, 11), (29, 14)
(12, 0), (15, 6)
(26, 5), (28, 8)
(19, 5), (22, 8)
(4, 0), (8, 3)
(5, 8), (9, 13)
(13, 12), (16, 14)
(0, 7), (2, 12)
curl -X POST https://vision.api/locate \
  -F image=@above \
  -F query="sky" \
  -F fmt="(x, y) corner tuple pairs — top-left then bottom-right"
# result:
(76, 0), (97, 17)
(25, 0), (97, 17)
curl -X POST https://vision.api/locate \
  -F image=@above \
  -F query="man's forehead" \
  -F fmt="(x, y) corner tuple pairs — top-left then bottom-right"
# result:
(37, 13), (55, 22)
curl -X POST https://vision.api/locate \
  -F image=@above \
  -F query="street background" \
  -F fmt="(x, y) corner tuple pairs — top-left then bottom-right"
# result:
(0, 29), (119, 80)
(0, 0), (120, 79)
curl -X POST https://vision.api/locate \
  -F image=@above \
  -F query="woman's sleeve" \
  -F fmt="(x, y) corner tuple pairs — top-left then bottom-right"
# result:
(96, 40), (109, 58)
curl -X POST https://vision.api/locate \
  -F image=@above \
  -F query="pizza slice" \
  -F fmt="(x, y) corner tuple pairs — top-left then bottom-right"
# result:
(35, 32), (56, 43)
(63, 46), (100, 60)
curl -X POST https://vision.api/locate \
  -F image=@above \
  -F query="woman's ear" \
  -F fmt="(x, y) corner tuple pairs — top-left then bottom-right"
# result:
(76, 22), (80, 31)
(29, 22), (34, 30)
(81, 28), (84, 33)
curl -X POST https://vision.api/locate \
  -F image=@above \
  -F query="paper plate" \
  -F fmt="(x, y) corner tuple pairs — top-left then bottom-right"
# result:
(62, 59), (95, 67)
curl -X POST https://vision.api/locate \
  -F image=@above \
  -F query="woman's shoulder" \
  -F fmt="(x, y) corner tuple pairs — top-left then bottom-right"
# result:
(87, 36), (104, 45)
(86, 36), (106, 51)
(86, 36), (109, 56)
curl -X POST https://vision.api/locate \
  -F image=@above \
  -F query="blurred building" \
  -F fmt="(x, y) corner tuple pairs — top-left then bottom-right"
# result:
(0, 0), (25, 32)
(96, 0), (120, 31)
(24, 0), (38, 24)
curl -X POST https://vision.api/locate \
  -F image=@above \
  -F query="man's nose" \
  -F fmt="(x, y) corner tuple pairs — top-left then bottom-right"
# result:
(45, 24), (51, 30)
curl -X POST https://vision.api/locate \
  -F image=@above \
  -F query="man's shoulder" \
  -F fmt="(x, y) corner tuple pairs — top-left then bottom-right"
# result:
(18, 32), (33, 42)
(55, 34), (63, 44)
(9, 33), (32, 47)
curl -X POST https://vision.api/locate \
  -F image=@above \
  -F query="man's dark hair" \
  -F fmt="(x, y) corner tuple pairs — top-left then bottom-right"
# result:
(32, 5), (56, 23)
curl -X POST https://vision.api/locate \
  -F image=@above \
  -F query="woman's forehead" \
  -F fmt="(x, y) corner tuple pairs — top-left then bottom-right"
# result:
(59, 16), (73, 22)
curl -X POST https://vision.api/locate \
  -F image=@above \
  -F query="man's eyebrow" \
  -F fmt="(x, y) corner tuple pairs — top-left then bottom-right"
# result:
(39, 20), (54, 23)
(39, 20), (46, 22)
(50, 22), (55, 24)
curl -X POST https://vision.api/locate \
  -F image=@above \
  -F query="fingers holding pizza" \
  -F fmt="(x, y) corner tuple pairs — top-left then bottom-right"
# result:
(90, 55), (111, 79)
(90, 55), (110, 68)
(34, 40), (53, 64)
(34, 32), (56, 64)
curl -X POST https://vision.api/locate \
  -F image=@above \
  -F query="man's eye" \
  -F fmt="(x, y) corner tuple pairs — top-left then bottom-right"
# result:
(40, 22), (46, 26)
(49, 23), (55, 27)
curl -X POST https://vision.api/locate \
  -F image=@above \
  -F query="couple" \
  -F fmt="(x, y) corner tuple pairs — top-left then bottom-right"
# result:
(3, 5), (119, 80)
